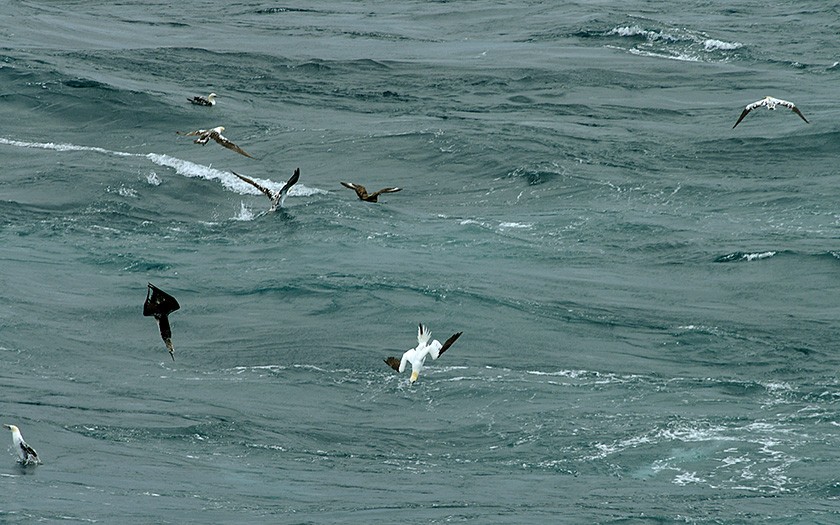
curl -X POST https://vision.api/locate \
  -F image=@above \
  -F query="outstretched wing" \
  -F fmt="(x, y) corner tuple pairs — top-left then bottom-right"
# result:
(213, 132), (255, 158)
(437, 331), (463, 357)
(384, 357), (401, 371)
(144, 283), (180, 317)
(281, 168), (301, 194)
(417, 323), (431, 345)
(341, 181), (368, 200)
(786, 104), (809, 123)
(176, 129), (205, 137)
(368, 187), (402, 200)
(732, 107), (752, 129)
(232, 171), (274, 200)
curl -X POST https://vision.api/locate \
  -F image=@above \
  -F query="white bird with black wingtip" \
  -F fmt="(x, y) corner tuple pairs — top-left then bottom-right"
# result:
(3, 424), (39, 464)
(384, 323), (463, 383)
(732, 96), (809, 128)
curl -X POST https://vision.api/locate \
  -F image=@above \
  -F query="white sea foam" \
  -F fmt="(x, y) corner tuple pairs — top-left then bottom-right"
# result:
(232, 201), (255, 221)
(704, 38), (742, 51)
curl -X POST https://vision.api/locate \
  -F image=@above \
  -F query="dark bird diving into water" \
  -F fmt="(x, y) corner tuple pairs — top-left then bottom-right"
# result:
(384, 323), (463, 383)
(144, 283), (180, 361)
(232, 168), (300, 211)
(176, 126), (254, 158)
(732, 96), (809, 128)
(3, 424), (39, 464)
(188, 92), (217, 106)
(340, 181), (402, 202)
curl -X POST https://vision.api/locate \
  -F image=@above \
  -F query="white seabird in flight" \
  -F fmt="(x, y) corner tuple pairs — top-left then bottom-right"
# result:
(3, 424), (39, 464)
(188, 93), (217, 106)
(732, 96), (809, 128)
(177, 126), (255, 158)
(340, 181), (402, 202)
(232, 168), (300, 211)
(384, 323), (463, 383)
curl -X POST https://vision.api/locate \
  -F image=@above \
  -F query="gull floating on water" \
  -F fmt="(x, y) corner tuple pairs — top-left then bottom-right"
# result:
(732, 96), (809, 128)
(3, 424), (39, 464)
(176, 126), (254, 158)
(188, 92), (217, 106)
(143, 283), (180, 361)
(340, 182), (402, 202)
(384, 323), (463, 383)
(232, 168), (300, 211)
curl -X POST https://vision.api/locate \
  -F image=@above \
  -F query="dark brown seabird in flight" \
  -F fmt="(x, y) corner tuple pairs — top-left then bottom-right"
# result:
(340, 181), (402, 202)
(144, 283), (180, 361)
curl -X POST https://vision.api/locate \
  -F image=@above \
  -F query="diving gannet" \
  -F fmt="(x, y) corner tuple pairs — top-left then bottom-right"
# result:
(733, 96), (809, 128)
(232, 168), (300, 211)
(3, 424), (39, 464)
(188, 93), (217, 106)
(384, 323), (463, 383)
(177, 126), (254, 158)
(340, 182), (402, 202)
(143, 283), (180, 361)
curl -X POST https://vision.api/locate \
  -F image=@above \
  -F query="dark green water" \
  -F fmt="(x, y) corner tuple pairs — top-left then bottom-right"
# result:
(2, 2), (839, 523)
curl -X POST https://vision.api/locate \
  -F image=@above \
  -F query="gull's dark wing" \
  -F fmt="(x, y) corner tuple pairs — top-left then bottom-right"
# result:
(438, 332), (463, 357)
(790, 105), (809, 123)
(144, 283), (180, 317)
(384, 357), (401, 371)
(281, 168), (301, 193)
(232, 171), (274, 199)
(20, 441), (37, 461)
(213, 133), (255, 158)
(368, 187), (402, 200)
(732, 107), (751, 129)
(341, 181), (368, 200)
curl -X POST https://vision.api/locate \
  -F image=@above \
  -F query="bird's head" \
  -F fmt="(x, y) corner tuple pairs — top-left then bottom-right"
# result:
(208, 93), (217, 99)
(4, 424), (18, 433)
(410, 370), (419, 383)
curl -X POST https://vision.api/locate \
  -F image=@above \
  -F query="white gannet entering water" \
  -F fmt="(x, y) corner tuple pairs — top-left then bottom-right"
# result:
(232, 168), (300, 211)
(384, 323), (463, 383)
(732, 96), (809, 128)
(3, 424), (39, 464)
(188, 93), (217, 106)
(143, 283), (180, 361)
(340, 181), (402, 202)
(176, 126), (254, 158)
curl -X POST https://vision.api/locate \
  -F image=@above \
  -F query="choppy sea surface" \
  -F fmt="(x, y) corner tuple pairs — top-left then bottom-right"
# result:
(2, 2), (840, 523)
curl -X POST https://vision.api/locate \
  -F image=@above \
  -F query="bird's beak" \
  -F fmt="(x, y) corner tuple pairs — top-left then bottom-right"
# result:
(410, 371), (419, 383)
(3, 424), (11, 430)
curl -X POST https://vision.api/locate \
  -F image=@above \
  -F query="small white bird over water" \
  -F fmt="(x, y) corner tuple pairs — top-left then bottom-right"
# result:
(732, 96), (809, 128)
(3, 424), (39, 464)
(188, 92), (217, 106)
(384, 323), (463, 383)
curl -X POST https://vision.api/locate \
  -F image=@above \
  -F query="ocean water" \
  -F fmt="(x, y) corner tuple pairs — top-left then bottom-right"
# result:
(2, 1), (840, 523)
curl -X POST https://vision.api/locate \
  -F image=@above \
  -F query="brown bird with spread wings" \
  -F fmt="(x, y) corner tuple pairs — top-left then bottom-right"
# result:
(177, 126), (254, 158)
(340, 182), (402, 202)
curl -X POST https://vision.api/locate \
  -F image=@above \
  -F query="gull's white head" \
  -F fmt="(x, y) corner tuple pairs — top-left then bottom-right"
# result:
(410, 370), (420, 383)
(208, 93), (217, 99)
(213, 126), (225, 133)
(4, 424), (19, 434)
